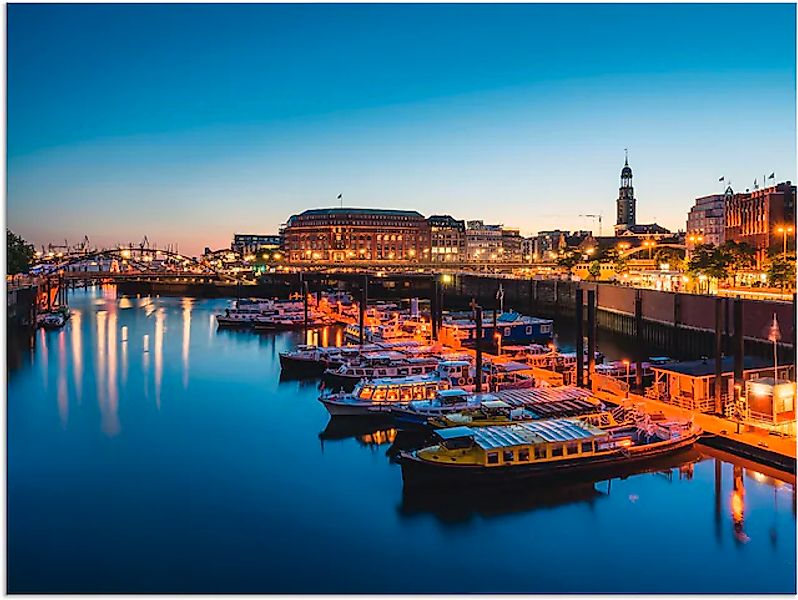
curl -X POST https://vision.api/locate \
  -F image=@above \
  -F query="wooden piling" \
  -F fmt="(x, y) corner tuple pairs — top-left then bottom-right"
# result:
(714, 297), (723, 414)
(575, 287), (584, 388)
(635, 291), (643, 391)
(475, 305), (483, 394)
(587, 289), (596, 388)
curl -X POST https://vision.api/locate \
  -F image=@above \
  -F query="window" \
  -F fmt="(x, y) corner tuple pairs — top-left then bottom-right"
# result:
(551, 445), (563, 457)
(534, 446), (547, 459)
(399, 386), (412, 401)
(504, 327), (511, 336)
(487, 452), (499, 465)
(359, 386), (374, 400)
(373, 388), (386, 401)
(426, 385), (437, 399)
(502, 450), (514, 463)
(566, 443), (579, 455)
(386, 387), (399, 401)
(581, 441), (593, 454)
(518, 448), (530, 462)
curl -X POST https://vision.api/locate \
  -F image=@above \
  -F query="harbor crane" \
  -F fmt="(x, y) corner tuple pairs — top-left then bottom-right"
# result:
(579, 214), (603, 237)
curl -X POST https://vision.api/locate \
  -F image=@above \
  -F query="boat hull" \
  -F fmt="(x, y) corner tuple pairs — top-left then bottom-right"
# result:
(398, 430), (701, 489)
(320, 398), (384, 417)
(278, 354), (328, 376)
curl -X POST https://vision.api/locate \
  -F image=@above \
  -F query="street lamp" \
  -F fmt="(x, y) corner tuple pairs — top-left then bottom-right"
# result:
(622, 359), (631, 384)
(776, 225), (794, 259)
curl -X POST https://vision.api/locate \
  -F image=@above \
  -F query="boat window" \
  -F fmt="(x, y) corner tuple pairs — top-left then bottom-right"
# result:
(551, 445), (563, 458)
(359, 386), (374, 400)
(518, 448), (530, 462)
(373, 388), (387, 401)
(526, 326), (533, 334)
(581, 441), (593, 454)
(487, 452), (499, 465)
(534, 446), (547, 459)
(413, 385), (425, 400)
(426, 385), (437, 399)
(411, 367), (422, 375)
(378, 370), (387, 376)
(502, 450), (514, 463)
(386, 386), (399, 401)
(566, 443), (579, 455)
(399, 386), (413, 401)
(398, 368), (408, 376)
(504, 327), (511, 336)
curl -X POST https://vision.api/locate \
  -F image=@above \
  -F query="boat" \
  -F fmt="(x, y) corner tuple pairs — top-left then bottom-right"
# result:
(37, 311), (67, 329)
(322, 353), (441, 389)
(319, 375), (451, 417)
(398, 413), (701, 488)
(441, 310), (554, 346)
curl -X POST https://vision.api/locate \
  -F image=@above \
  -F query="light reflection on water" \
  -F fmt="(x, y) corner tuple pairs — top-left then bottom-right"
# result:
(7, 287), (797, 594)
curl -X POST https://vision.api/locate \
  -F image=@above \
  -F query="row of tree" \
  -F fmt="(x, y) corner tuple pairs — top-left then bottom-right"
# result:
(7, 229), (34, 275)
(555, 239), (795, 289)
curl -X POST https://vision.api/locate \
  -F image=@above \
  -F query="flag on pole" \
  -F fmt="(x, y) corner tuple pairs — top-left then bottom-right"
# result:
(768, 313), (782, 342)
(719, 176), (725, 182)
(753, 178), (758, 188)
(337, 194), (342, 199)
(768, 172), (775, 179)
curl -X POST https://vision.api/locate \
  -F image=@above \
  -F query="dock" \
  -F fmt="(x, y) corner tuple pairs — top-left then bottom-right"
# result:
(595, 390), (796, 473)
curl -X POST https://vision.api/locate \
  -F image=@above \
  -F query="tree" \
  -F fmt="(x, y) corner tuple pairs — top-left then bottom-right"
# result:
(555, 249), (580, 276)
(588, 260), (601, 280)
(7, 229), (34, 275)
(765, 254), (796, 290)
(720, 240), (756, 286)
(687, 244), (730, 292)
(654, 247), (686, 272)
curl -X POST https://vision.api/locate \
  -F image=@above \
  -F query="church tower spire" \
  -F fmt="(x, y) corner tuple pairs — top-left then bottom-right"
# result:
(616, 150), (636, 233)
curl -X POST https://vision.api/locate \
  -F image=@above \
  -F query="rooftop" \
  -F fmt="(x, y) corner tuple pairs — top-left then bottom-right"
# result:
(291, 207), (425, 219)
(651, 356), (772, 378)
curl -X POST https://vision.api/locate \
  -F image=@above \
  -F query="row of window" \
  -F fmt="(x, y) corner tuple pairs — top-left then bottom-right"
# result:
(486, 440), (595, 464)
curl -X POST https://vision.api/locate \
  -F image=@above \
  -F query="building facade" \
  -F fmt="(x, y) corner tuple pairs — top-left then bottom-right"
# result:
(282, 208), (430, 262)
(686, 189), (728, 249)
(533, 230), (567, 261)
(500, 227), (523, 262)
(232, 233), (282, 255)
(428, 215), (466, 263)
(725, 181), (796, 267)
(465, 221), (503, 261)
(615, 154), (637, 234)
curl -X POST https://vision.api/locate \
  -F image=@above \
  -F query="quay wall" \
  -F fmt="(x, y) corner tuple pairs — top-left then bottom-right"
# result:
(113, 273), (795, 359)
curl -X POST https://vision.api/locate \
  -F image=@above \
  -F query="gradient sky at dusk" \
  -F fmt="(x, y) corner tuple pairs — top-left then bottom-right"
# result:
(8, 3), (796, 255)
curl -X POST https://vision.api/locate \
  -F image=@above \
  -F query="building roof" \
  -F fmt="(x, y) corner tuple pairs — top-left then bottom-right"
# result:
(293, 207), (424, 218)
(651, 356), (772, 378)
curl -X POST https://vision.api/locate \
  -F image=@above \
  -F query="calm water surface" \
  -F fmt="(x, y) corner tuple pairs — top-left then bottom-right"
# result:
(8, 287), (796, 593)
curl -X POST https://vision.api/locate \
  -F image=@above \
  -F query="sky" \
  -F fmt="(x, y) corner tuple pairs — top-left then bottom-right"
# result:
(7, 3), (797, 256)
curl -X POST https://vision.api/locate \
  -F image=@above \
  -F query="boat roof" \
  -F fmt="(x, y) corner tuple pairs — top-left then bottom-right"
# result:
(367, 375), (442, 386)
(436, 426), (476, 440)
(481, 400), (511, 409)
(472, 419), (606, 450)
(438, 389), (470, 397)
(439, 360), (471, 367)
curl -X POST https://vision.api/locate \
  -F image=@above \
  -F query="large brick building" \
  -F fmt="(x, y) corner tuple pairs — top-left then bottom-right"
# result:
(282, 208), (430, 262)
(685, 189), (729, 250)
(428, 214), (466, 263)
(725, 181), (795, 267)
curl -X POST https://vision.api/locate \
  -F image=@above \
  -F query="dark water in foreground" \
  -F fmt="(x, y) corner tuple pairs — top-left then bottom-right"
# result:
(8, 288), (797, 593)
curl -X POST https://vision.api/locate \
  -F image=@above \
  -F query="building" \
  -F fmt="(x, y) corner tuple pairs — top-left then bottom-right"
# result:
(725, 181), (796, 267)
(465, 221), (503, 261)
(428, 215), (466, 263)
(521, 237), (536, 261)
(282, 207), (430, 262)
(500, 227), (523, 262)
(615, 153), (636, 234)
(686, 189), (729, 249)
(533, 230), (568, 261)
(232, 233), (281, 255)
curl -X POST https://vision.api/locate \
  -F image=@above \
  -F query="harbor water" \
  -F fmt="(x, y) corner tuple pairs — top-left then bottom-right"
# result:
(8, 287), (796, 593)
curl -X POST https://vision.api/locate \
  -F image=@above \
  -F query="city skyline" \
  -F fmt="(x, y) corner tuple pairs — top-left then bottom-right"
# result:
(9, 3), (797, 255)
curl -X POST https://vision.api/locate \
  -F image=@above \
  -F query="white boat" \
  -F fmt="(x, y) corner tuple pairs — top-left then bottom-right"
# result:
(319, 375), (451, 417)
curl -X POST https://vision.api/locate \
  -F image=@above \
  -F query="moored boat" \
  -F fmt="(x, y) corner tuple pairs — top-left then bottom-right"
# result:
(398, 414), (701, 489)
(319, 375), (451, 417)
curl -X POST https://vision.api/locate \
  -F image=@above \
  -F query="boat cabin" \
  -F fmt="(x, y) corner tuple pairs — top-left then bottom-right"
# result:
(356, 377), (450, 403)
(424, 419), (621, 466)
(744, 377), (796, 436)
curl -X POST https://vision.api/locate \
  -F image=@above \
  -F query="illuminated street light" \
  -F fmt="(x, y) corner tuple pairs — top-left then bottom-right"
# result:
(776, 225), (794, 259)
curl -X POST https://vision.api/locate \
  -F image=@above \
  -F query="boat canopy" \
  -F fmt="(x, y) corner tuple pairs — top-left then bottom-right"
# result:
(438, 389), (470, 398)
(471, 419), (606, 450)
(480, 400), (511, 409)
(435, 426), (476, 441)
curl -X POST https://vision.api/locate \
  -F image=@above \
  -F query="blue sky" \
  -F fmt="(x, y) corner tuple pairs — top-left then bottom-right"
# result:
(8, 3), (796, 254)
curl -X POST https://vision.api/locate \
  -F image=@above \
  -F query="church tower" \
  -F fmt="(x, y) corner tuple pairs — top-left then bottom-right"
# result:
(615, 150), (636, 233)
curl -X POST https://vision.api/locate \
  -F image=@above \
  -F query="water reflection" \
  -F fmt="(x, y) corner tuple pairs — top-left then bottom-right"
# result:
(182, 298), (193, 389)
(71, 310), (83, 402)
(57, 331), (67, 427)
(319, 417), (398, 450)
(154, 308), (164, 409)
